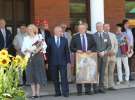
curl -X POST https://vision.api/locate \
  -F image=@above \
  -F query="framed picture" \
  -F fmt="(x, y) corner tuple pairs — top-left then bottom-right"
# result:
(76, 52), (98, 84)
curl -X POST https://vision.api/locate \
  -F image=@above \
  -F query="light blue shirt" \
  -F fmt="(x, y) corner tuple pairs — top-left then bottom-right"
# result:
(124, 28), (134, 46)
(54, 35), (60, 47)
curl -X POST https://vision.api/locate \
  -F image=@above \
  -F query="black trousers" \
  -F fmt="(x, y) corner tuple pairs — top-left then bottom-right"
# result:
(76, 83), (92, 94)
(129, 57), (134, 80)
(51, 65), (69, 96)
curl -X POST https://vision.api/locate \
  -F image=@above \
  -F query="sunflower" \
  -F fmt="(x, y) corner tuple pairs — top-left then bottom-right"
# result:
(0, 49), (8, 57)
(12, 55), (23, 67)
(0, 57), (10, 68)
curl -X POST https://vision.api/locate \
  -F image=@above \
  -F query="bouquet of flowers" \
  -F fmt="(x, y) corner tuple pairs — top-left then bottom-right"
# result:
(0, 49), (29, 100)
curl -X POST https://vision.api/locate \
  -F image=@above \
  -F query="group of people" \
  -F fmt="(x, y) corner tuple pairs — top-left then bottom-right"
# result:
(0, 18), (134, 98)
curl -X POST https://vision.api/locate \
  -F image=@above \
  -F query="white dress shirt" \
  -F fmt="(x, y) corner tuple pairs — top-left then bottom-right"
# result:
(54, 35), (60, 47)
(13, 32), (27, 50)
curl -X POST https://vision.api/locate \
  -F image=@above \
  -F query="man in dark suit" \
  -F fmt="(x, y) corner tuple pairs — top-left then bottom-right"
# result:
(93, 22), (112, 93)
(70, 23), (96, 95)
(0, 19), (13, 53)
(47, 26), (70, 97)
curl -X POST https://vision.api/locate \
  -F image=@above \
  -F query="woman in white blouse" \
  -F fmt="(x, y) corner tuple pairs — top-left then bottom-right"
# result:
(21, 24), (47, 98)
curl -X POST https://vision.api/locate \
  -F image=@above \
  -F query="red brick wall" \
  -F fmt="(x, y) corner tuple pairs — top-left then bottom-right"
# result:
(30, 0), (126, 33)
(31, 0), (70, 33)
(104, 0), (125, 32)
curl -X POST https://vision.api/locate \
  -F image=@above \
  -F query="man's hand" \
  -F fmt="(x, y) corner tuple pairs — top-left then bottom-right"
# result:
(99, 51), (105, 57)
(87, 50), (92, 53)
(67, 63), (71, 68)
(77, 50), (83, 53)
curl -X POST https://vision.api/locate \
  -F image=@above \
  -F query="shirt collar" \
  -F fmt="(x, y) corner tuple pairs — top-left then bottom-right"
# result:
(80, 33), (86, 37)
(54, 35), (60, 39)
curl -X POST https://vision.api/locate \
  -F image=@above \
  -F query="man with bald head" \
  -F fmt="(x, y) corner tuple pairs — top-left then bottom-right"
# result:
(103, 24), (118, 90)
(93, 22), (112, 93)
(0, 19), (13, 53)
(47, 26), (70, 97)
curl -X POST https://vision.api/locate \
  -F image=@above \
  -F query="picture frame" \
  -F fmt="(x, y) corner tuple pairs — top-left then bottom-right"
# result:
(76, 52), (98, 84)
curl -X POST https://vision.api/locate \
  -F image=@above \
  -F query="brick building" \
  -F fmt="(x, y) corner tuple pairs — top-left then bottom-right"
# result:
(0, 0), (135, 33)
(0, 0), (135, 78)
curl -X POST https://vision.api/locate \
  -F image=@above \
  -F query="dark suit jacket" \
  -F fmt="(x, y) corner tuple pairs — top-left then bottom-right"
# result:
(47, 37), (70, 66)
(70, 33), (96, 52)
(93, 32), (111, 52)
(38, 29), (51, 42)
(0, 28), (13, 51)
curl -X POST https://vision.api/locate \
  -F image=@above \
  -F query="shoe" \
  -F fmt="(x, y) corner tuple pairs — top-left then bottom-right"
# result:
(116, 81), (123, 85)
(77, 92), (83, 96)
(108, 87), (116, 91)
(85, 92), (93, 95)
(55, 94), (61, 97)
(31, 96), (38, 99)
(93, 89), (99, 94)
(63, 94), (69, 97)
(129, 77), (134, 81)
(99, 88), (106, 93)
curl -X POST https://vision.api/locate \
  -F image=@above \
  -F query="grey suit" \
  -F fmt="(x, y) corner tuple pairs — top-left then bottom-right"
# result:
(93, 32), (112, 92)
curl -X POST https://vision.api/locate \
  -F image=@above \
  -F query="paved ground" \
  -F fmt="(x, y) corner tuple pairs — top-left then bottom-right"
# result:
(27, 88), (135, 100)
(24, 81), (135, 100)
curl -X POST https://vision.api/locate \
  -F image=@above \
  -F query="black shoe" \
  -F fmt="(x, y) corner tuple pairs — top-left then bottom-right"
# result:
(55, 94), (61, 97)
(93, 89), (99, 94)
(85, 92), (93, 95)
(31, 96), (38, 99)
(108, 87), (116, 91)
(63, 94), (69, 97)
(99, 88), (106, 93)
(77, 92), (83, 96)
(129, 78), (134, 81)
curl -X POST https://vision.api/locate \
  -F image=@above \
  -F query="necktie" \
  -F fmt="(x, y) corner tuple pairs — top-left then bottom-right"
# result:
(82, 35), (86, 51)
(56, 37), (60, 48)
(99, 33), (102, 39)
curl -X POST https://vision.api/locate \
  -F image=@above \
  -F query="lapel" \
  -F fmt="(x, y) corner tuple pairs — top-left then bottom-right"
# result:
(52, 37), (57, 48)
(77, 33), (82, 48)
(5, 29), (8, 41)
(59, 37), (63, 48)
(85, 33), (89, 47)
(0, 29), (5, 42)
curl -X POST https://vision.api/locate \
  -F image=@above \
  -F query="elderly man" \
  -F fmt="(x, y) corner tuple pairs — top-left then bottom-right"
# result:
(93, 22), (112, 93)
(103, 24), (118, 90)
(13, 24), (27, 85)
(0, 19), (13, 53)
(70, 23), (96, 95)
(47, 26), (70, 97)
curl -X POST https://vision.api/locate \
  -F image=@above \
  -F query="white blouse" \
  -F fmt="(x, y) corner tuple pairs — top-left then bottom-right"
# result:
(21, 34), (47, 58)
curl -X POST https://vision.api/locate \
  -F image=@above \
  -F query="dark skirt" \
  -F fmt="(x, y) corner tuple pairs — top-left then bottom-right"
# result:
(26, 53), (47, 85)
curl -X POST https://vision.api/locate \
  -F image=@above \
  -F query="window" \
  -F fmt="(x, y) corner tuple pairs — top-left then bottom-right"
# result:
(0, 0), (30, 34)
(125, 0), (135, 18)
(70, 0), (90, 27)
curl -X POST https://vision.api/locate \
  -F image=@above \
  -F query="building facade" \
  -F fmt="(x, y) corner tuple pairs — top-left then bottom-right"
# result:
(0, 0), (135, 33)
